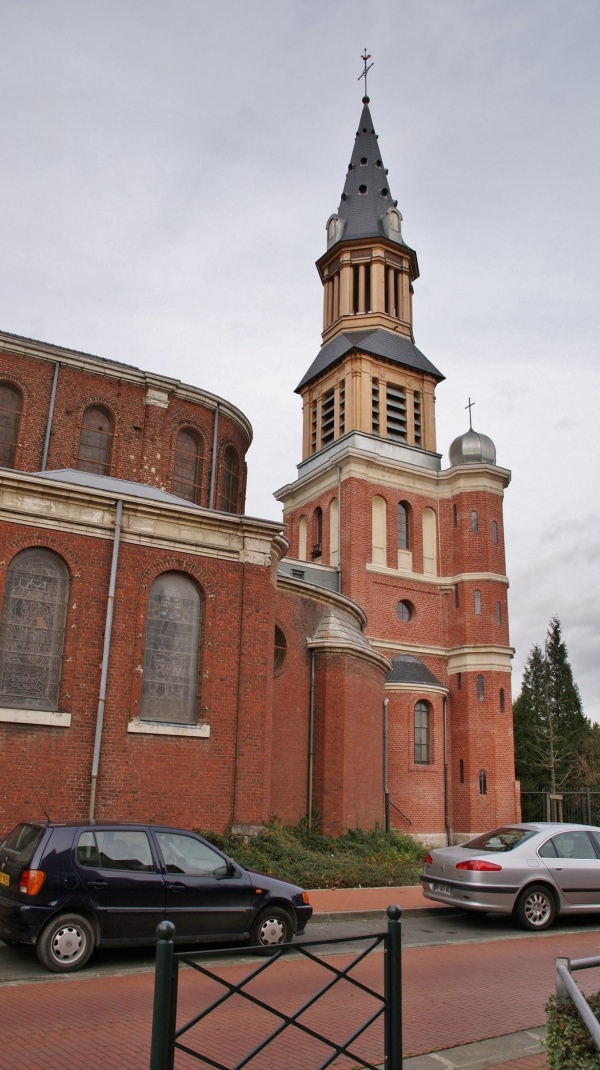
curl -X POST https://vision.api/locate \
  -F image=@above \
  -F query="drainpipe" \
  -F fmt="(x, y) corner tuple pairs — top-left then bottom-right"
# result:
(41, 362), (60, 471)
(307, 649), (315, 829)
(337, 465), (342, 593)
(89, 499), (123, 822)
(209, 403), (220, 508)
(383, 698), (390, 832)
(443, 695), (451, 845)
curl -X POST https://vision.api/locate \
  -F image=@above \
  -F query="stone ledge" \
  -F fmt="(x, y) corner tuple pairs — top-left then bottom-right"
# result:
(127, 719), (210, 738)
(0, 708), (71, 727)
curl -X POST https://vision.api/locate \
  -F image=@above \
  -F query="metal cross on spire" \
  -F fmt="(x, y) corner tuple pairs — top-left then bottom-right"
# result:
(465, 397), (475, 430)
(358, 49), (373, 100)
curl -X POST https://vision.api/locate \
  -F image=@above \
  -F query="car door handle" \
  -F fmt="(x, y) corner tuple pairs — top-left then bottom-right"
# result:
(86, 880), (108, 889)
(167, 882), (186, 891)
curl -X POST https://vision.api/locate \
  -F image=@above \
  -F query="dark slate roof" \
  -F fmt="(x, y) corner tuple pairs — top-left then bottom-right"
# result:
(335, 100), (412, 249)
(296, 328), (444, 392)
(386, 655), (444, 688)
(35, 468), (204, 508)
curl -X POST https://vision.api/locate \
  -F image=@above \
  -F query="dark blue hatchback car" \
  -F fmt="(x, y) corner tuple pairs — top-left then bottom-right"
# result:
(0, 821), (312, 971)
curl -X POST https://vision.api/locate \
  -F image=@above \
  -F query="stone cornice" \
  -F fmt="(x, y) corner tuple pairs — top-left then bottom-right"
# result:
(0, 329), (252, 446)
(0, 470), (282, 565)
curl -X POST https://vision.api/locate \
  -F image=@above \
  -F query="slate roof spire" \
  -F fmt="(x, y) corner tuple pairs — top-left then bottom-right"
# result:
(327, 96), (412, 253)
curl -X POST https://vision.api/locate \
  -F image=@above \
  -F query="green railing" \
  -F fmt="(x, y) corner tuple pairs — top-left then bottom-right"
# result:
(149, 904), (403, 1070)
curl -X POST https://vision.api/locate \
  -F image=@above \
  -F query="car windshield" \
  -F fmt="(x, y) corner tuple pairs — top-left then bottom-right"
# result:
(0, 823), (46, 865)
(463, 828), (534, 853)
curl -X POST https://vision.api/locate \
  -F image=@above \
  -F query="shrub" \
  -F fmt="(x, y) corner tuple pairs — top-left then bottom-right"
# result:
(546, 993), (600, 1069)
(195, 823), (427, 888)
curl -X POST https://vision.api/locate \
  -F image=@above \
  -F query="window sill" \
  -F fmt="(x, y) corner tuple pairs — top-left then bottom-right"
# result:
(0, 708), (71, 727)
(127, 720), (210, 738)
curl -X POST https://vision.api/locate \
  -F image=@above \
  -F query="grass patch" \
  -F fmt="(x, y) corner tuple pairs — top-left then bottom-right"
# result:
(195, 823), (427, 888)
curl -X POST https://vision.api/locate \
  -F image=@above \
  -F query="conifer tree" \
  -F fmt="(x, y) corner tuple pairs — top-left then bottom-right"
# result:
(513, 617), (589, 792)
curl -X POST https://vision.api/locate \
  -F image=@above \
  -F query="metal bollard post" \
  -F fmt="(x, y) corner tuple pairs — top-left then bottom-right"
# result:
(150, 920), (178, 1070)
(384, 904), (403, 1070)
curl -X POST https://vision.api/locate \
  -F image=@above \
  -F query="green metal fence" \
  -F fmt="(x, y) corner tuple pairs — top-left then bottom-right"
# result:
(149, 905), (403, 1070)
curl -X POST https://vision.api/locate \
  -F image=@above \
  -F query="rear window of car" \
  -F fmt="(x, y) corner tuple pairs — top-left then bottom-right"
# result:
(463, 828), (535, 852)
(0, 823), (46, 866)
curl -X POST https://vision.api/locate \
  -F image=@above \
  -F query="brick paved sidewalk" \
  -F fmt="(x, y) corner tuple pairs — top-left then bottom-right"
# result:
(4, 926), (598, 1069)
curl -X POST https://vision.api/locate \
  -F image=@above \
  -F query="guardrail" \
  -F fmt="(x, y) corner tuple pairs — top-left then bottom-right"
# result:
(555, 954), (600, 1050)
(149, 904), (403, 1070)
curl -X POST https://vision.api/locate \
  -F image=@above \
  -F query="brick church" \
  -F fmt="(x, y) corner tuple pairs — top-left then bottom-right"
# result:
(0, 96), (520, 844)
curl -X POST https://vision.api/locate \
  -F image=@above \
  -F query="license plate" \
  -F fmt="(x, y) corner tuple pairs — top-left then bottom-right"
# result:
(0, 872), (9, 887)
(433, 882), (452, 895)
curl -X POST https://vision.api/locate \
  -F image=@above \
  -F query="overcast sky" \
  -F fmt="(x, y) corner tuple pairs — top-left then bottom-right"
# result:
(1, 0), (599, 718)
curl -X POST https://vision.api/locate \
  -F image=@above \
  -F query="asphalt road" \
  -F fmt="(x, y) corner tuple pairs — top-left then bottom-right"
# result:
(4, 909), (600, 984)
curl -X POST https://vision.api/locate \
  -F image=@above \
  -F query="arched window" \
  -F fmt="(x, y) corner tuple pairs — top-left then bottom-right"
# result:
(471, 510), (478, 533)
(77, 405), (114, 475)
(499, 687), (506, 713)
(141, 572), (202, 724)
(220, 446), (240, 513)
(477, 674), (485, 702)
(312, 507), (323, 558)
(0, 382), (22, 468)
(173, 429), (204, 503)
(422, 508), (437, 575)
(329, 498), (339, 567)
(474, 590), (481, 614)
(452, 504), (458, 529)
(414, 701), (430, 764)
(274, 626), (287, 672)
(496, 601), (502, 625)
(371, 496), (387, 565)
(459, 759), (465, 784)
(298, 515), (308, 561)
(491, 520), (498, 544)
(0, 548), (69, 710)
(397, 501), (410, 550)
(479, 770), (488, 795)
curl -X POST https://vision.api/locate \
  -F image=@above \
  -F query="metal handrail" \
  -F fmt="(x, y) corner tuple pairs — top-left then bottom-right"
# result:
(555, 955), (600, 1050)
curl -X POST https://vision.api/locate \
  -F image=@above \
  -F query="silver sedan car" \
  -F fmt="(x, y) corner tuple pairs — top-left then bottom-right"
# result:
(421, 823), (600, 930)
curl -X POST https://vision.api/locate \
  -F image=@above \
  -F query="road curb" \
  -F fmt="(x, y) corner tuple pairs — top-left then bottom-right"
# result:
(311, 905), (457, 923)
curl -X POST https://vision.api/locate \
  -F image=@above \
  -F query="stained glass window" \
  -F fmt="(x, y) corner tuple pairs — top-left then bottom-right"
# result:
(414, 701), (430, 764)
(77, 405), (114, 475)
(140, 572), (201, 724)
(173, 429), (203, 503)
(0, 382), (22, 468)
(0, 549), (69, 710)
(220, 446), (240, 513)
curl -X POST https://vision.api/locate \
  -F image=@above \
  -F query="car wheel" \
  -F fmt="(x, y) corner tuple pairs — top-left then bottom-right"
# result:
(250, 907), (293, 948)
(36, 913), (95, 972)
(514, 884), (556, 931)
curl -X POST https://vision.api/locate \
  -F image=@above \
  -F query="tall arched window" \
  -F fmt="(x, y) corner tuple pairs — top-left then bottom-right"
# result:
(371, 495), (387, 565)
(479, 770), (488, 795)
(0, 382), (22, 469)
(477, 674), (485, 702)
(0, 549), (69, 710)
(422, 507), (437, 575)
(141, 572), (202, 724)
(77, 405), (114, 475)
(220, 446), (240, 513)
(329, 498), (339, 567)
(397, 501), (410, 550)
(414, 701), (430, 764)
(298, 516), (308, 561)
(471, 510), (479, 533)
(473, 590), (481, 614)
(312, 507), (323, 558)
(173, 429), (204, 503)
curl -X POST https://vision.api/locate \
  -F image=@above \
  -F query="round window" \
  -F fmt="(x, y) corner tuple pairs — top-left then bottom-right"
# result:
(274, 626), (287, 672)
(396, 600), (413, 623)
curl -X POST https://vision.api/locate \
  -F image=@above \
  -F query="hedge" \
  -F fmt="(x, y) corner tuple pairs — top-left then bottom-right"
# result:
(546, 993), (600, 1069)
